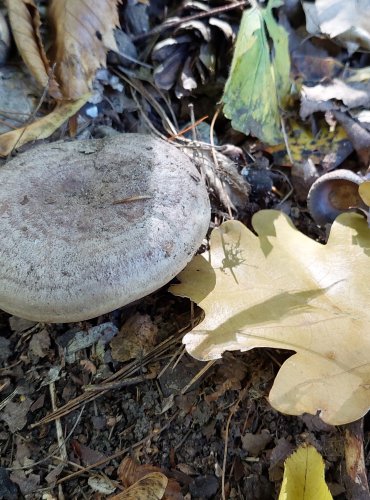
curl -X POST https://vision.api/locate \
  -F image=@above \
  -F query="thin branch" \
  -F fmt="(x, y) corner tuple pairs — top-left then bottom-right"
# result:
(132, 1), (248, 42)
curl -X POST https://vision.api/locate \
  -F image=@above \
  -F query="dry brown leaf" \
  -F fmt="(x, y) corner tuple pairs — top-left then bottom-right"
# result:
(0, 94), (89, 157)
(49, 0), (120, 99)
(303, 0), (370, 52)
(110, 313), (158, 362)
(110, 472), (168, 500)
(6, 0), (61, 99)
(117, 457), (183, 500)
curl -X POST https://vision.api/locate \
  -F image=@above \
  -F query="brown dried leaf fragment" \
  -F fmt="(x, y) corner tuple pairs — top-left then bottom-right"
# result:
(6, 0), (61, 99)
(117, 457), (182, 500)
(0, 94), (89, 156)
(111, 473), (168, 500)
(49, 0), (121, 99)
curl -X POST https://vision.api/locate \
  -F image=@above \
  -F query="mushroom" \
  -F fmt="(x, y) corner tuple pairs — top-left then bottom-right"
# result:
(0, 134), (210, 322)
(307, 169), (367, 225)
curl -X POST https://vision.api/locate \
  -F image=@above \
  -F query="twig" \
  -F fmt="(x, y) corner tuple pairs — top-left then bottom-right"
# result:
(280, 117), (294, 165)
(180, 359), (216, 395)
(132, 1), (248, 42)
(157, 344), (184, 379)
(0, 386), (21, 411)
(343, 418), (370, 500)
(84, 373), (154, 391)
(49, 381), (68, 500)
(50, 381), (68, 462)
(112, 195), (152, 205)
(113, 69), (177, 137)
(222, 384), (250, 500)
(168, 115), (208, 141)
(55, 411), (179, 485)
(8, 405), (84, 471)
(210, 107), (233, 218)
(30, 333), (183, 428)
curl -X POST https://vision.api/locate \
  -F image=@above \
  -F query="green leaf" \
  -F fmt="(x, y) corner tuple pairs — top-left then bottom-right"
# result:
(222, 0), (290, 145)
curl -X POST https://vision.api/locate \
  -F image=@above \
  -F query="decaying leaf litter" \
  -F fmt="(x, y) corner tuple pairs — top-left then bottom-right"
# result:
(1, 0), (370, 498)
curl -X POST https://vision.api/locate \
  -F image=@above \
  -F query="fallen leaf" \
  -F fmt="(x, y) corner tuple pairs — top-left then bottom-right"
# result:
(332, 110), (370, 167)
(110, 472), (168, 500)
(0, 94), (89, 157)
(278, 445), (333, 500)
(0, 11), (10, 63)
(71, 440), (106, 467)
(242, 429), (272, 456)
(110, 313), (158, 362)
(266, 120), (352, 170)
(6, 0), (61, 98)
(9, 470), (40, 496)
(300, 79), (370, 120)
(269, 438), (295, 482)
(0, 398), (33, 432)
(29, 329), (51, 358)
(222, 0), (290, 145)
(80, 359), (97, 375)
(359, 181), (370, 206)
(303, 0), (370, 53)
(49, 0), (121, 99)
(117, 457), (182, 499)
(88, 475), (116, 495)
(170, 210), (370, 425)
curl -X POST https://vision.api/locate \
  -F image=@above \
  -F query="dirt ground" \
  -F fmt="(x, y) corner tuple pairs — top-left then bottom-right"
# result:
(0, 294), (351, 499)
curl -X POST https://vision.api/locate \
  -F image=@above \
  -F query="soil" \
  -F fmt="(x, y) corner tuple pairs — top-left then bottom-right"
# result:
(0, 291), (352, 499)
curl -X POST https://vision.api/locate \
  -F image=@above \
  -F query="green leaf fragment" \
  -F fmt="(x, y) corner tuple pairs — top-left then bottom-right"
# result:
(222, 0), (291, 145)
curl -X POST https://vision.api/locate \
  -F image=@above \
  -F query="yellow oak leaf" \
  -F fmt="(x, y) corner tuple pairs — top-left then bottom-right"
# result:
(170, 210), (370, 425)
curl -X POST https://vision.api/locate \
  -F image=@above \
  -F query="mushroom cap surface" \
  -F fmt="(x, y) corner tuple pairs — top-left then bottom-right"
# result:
(0, 134), (210, 322)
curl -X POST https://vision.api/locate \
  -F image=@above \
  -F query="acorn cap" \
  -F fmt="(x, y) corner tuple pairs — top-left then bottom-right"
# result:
(0, 134), (210, 322)
(307, 169), (367, 225)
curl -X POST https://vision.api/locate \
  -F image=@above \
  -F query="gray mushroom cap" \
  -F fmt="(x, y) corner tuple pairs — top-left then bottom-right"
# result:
(0, 134), (210, 322)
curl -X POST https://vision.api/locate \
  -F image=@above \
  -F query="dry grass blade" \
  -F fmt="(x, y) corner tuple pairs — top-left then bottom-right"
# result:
(49, 0), (121, 99)
(30, 332), (184, 428)
(6, 0), (61, 99)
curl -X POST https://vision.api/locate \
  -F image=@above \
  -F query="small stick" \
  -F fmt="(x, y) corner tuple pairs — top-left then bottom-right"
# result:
(112, 195), (152, 205)
(222, 384), (250, 500)
(132, 1), (248, 42)
(210, 107), (233, 219)
(0, 387), (21, 411)
(84, 373), (154, 391)
(280, 117), (294, 165)
(343, 418), (370, 499)
(8, 405), (84, 472)
(49, 381), (67, 499)
(180, 359), (216, 395)
(55, 411), (179, 485)
(168, 115), (208, 141)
